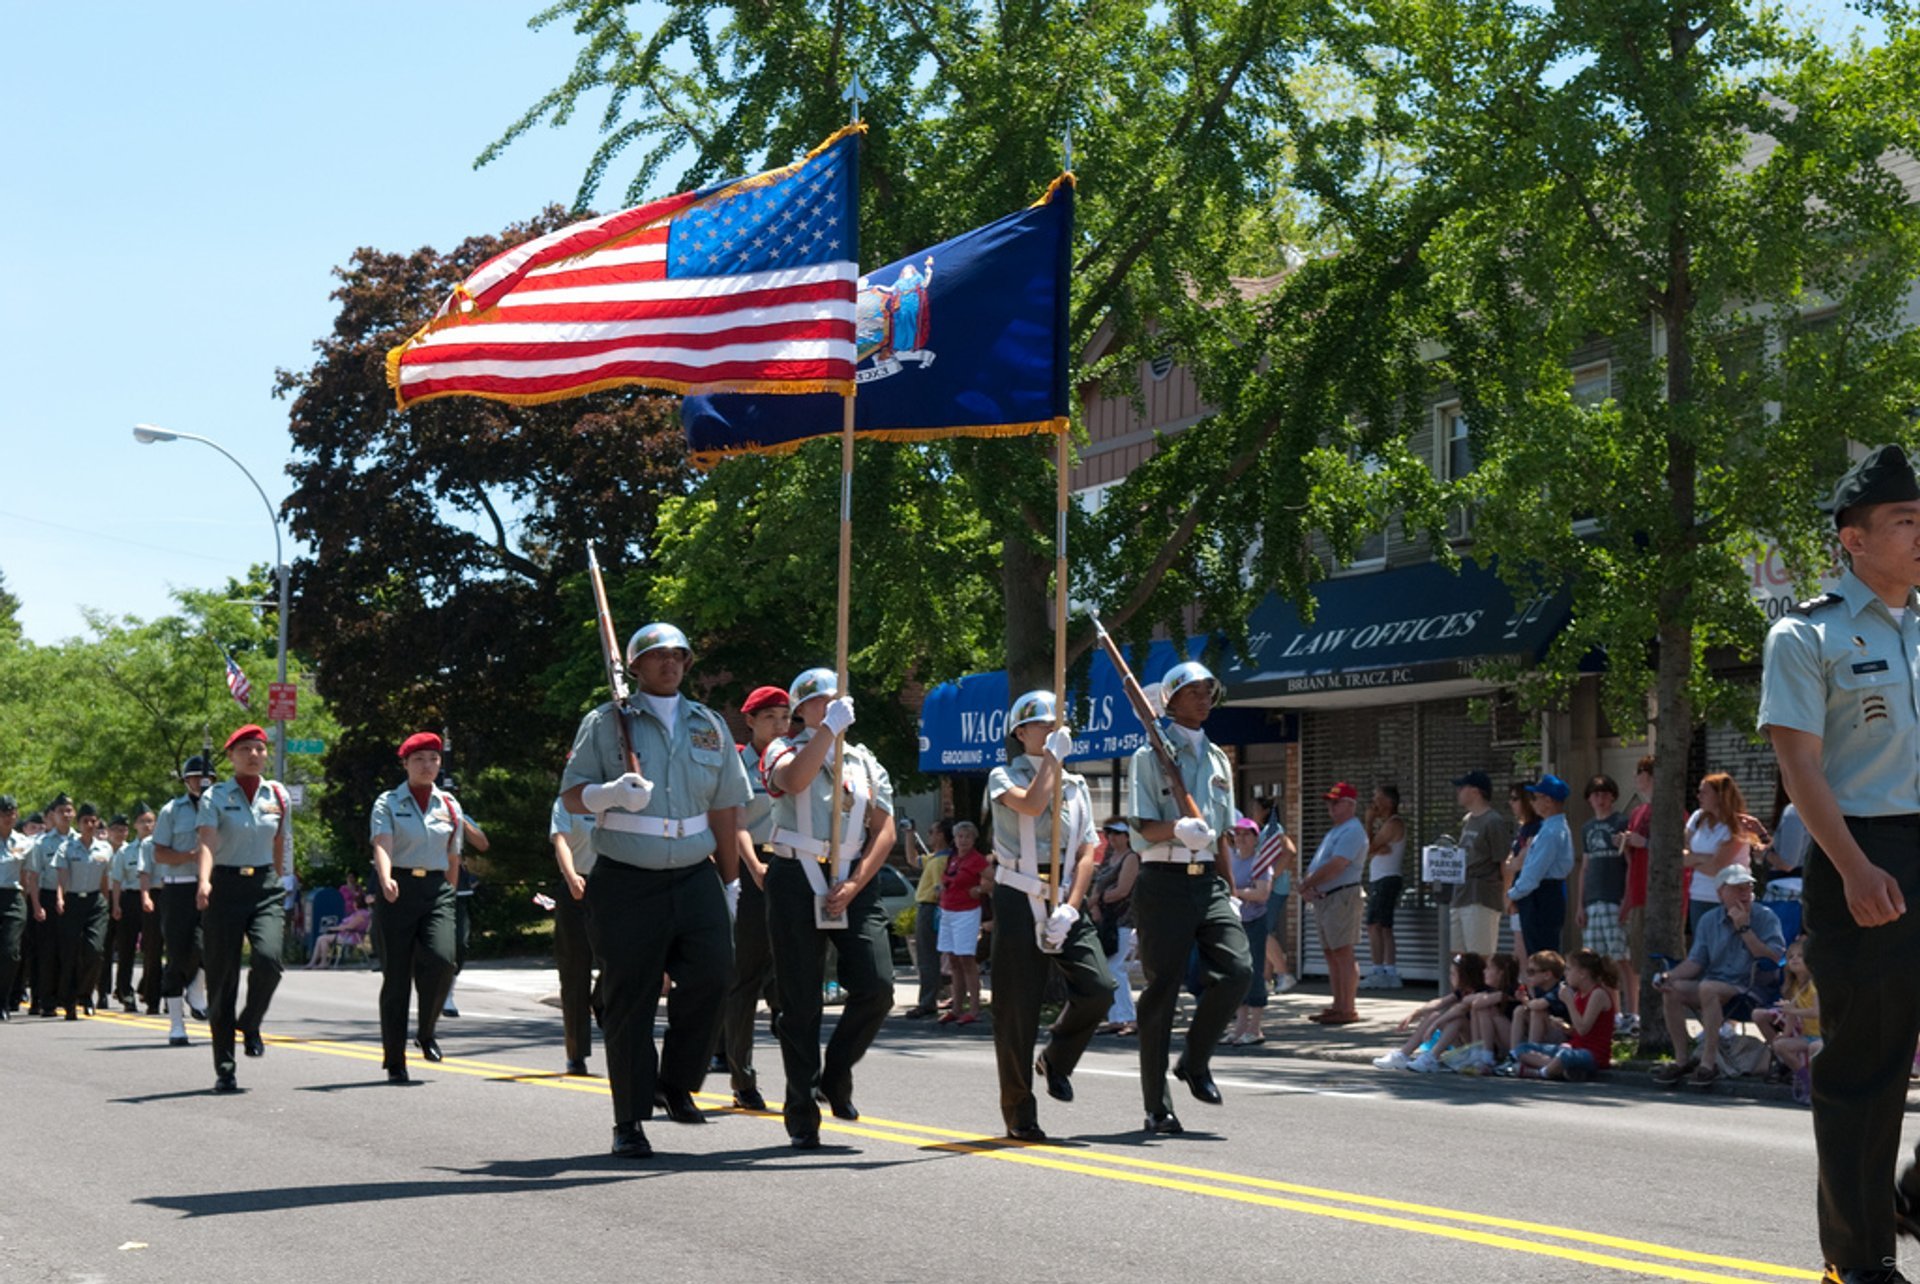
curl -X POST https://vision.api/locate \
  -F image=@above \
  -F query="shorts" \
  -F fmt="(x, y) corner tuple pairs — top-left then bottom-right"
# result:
(937, 906), (982, 957)
(1583, 901), (1627, 959)
(1364, 875), (1404, 928)
(1313, 885), (1364, 952)
(1450, 904), (1501, 956)
(1514, 1042), (1599, 1082)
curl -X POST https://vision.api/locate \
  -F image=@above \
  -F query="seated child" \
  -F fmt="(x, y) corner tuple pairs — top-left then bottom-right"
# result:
(1508, 948), (1616, 1081)
(1754, 938), (1819, 1104)
(1510, 949), (1571, 1051)
(1372, 952), (1486, 1072)
(1461, 953), (1522, 1073)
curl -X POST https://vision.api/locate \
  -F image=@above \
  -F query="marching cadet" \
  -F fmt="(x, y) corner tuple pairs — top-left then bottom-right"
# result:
(561, 623), (750, 1159)
(719, 684), (790, 1112)
(196, 725), (291, 1093)
(56, 803), (113, 1018)
(98, 813), (131, 1012)
(0, 796), (26, 1020)
(155, 759), (214, 1045)
(986, 691), (1115, 1141)
(1126, 661), (1252, 1136)
(26, 795), (81, 1017)
(763, 667), (898, 1151)
(370, 732), (462, 1084)
(549, 791), (600, 1076)
(126, 805), (163, 1013)
(1759, 444), (1920, 1284)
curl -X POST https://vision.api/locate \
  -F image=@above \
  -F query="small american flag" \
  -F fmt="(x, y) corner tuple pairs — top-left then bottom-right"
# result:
(1251, 823), (1286, 881)
(223, 652), (252, 709)
(387, 127), (862, 409)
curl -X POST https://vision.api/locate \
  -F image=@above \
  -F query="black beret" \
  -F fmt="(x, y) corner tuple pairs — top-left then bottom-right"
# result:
(48, 792), (72, 810)
(1823, 444), (1920, 526)
(0, 795), (14, 812)
(76, 802), (99, 819)
(109, 814), (129, 827)
(131, 802), (154, 819)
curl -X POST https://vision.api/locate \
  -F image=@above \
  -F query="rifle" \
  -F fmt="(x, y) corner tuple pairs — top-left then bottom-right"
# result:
(586, 545), (642, 777)
(1089, 613), (1225, 878)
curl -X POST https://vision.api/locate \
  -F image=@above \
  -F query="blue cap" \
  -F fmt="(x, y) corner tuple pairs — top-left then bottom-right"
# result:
(1452, 771), (1494, 796)
(1525, 774), (1570, 803)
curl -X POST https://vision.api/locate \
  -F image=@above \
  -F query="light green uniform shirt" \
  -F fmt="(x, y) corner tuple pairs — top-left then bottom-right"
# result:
(0, 830), (30, 890)
(549, 796), (598, 877)
(29, 830), (81, 892)
(741, 743), (775, 846)
(1126, 725), (1236, 854)
(197, 779), (288, 869)
(1759, 568), (1920, 816)
(766, 728), (896, 857)
(987, 755), (1096, 876)
(109, 837), (152, 892)
(59, 837), (114, 895)
(561, 697), (753, 871)
(371, 783), (460, 872)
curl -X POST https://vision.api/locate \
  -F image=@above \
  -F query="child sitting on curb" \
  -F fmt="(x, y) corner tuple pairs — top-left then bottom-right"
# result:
(1506, 949), (1616, 1081)
(1510, 949), (1571, 1050)
(1754, 938), (1819, 1104)
(1460, 953), (1522, 1073)
(1371, 952), (1485, 1072)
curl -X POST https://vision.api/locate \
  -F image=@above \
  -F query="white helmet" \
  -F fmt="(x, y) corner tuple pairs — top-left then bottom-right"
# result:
(626, 622), (692, 667)
(787, 666), (839, 710)
(1008, 688), (1058, 732)
(1160, 660), (1222, 706)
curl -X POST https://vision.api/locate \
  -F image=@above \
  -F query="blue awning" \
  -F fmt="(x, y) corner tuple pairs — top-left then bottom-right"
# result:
(1217, 559), (1570, 702)
(917, 636), (1296, 773)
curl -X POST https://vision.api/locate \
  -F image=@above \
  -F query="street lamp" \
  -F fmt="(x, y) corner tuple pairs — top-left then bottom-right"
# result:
(132, 424), (292, 783)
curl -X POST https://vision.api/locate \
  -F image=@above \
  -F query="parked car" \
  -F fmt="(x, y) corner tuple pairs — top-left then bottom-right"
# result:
(872, 863), (917, 965)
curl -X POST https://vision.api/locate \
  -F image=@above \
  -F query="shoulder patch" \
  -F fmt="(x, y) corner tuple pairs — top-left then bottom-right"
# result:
(1788, 592), (1843, 617)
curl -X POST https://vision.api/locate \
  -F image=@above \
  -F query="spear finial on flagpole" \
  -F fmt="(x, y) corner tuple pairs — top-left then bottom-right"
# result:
(1063, 123), (1073, 172)
(844, 69), (868, 124)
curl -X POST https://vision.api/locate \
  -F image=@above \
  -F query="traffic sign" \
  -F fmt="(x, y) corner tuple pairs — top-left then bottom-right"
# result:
(286, 738), (326, 756)
(267, 683), (297, 721)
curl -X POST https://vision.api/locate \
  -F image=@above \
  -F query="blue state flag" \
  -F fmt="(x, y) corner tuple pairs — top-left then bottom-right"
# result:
(682, 176), (1074, 467)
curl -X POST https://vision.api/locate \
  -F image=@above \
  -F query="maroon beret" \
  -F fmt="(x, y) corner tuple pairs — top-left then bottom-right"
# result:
(398, 732), (445, 759)
(741, 686), (791, 716)
(224, 724), (268, 752)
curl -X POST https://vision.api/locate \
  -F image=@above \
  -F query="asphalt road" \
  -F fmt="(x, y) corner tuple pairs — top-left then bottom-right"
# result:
(1, 963), (1886, 1283)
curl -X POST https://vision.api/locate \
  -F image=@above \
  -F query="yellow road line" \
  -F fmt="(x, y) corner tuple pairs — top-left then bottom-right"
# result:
(84, 1011), (1818, 1281)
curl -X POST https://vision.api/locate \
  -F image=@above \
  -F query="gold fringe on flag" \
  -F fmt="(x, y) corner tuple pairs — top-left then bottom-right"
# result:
(687, 415), (1068, 471)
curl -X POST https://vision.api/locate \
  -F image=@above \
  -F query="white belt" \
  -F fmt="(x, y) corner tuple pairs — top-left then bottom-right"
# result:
(771, 828), (862, 864)
(598, 812), (710, 840)
(161, 875), (198, 885)
(995, 866), (1047, 898)
(1140, 844), (1205, 863)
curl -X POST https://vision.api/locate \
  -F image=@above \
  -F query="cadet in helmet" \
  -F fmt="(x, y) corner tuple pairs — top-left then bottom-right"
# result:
(719, 684), (791, 1112)
(561, 623), (751, 1159)
(54, 803), (113, 1018)
(196, 725), (292, 1093)
(0, 796), (27, 1020)
(154, 758), (214, 1045)
(986, 690), (1115, 1141)
(368, 732), (463, 1084)
(763, 667), (898, 1150)
(1125, 660), (1252, 1136)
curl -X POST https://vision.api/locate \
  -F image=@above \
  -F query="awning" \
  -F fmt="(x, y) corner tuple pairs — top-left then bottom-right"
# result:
(918, 636), (1296, 773)
(1218, 559), (1571, 709)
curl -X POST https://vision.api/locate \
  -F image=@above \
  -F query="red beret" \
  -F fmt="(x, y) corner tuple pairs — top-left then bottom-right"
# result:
(398, 732), (445, 759)
(224, 725), (268, 752)
(742, 686), (791, 715)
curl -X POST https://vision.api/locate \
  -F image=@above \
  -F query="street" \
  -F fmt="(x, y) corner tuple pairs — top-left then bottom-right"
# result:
(0, 962), (1856, 1283)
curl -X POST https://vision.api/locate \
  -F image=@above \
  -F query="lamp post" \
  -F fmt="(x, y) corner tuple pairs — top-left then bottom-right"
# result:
(133, 424), (291, 783)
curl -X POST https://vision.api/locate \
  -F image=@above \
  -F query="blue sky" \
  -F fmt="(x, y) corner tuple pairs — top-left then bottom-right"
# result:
(0, 1), (1890, 644)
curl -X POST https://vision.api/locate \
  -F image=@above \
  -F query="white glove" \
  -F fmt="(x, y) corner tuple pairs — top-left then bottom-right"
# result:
(1043, 903), (1079, 948)
(1139, 682), (1166, 718)
(582, 772), (653, 813)
(1173, 816), (1217, 852)
(823, 696), (856, 736)
(1229, 895), (1245, 918)
(1044, 726), (1074, 761)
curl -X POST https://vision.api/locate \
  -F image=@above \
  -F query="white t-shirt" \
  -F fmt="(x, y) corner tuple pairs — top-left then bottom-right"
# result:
(1368, 826), (1405, 881)
(1685, 809), (1735, 902)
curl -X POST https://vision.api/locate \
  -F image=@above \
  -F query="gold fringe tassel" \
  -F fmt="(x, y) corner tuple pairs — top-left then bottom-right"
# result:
(1030, 171), (1076, 208)
(688, 415), (1068, 471)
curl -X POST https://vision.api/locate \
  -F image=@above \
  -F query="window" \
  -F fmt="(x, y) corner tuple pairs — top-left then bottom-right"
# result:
(1335, 451), (1387, 572)
(1570, 362), (1612, 534)
(1436, 403), (1474, 541)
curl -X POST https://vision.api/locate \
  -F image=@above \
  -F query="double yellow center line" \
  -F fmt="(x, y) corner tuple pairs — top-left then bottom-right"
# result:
(87, 1010), (1817, 1282)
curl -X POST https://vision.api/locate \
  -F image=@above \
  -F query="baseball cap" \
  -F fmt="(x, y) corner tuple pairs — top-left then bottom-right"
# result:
(1234, 816), (1259, 831)
(1452, 771), (1493, 795)
(1524, 774), (1570, 802)
(1715, 864), (1756, 889)
(1102, 820), (1131, 833)
(1325, 782), (1358, 802)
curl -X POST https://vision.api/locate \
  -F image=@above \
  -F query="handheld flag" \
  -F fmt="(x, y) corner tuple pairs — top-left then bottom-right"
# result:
(682, 176), (1074, 467)
(387, 127), (863, 409)
(1251, 823), (1285, 881)
(223, 651), (252, 710)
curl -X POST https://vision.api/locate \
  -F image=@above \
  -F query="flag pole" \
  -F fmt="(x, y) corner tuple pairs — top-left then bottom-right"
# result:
(1047, 425), (1068, 911)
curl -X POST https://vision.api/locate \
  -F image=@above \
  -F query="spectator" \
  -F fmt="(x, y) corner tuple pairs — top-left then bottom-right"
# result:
(1227, 818), (1273, 1044)
(1090, 819), (1139, 1036)
(1298, 782), (1368, 1026)
(1651, 864), (1785, 1088)
(1682, 772), (1764, 935)
(1503, 783), (1542, 956)
(1619, 756), (1656, 1021)
(935, 820), (988, 1025)
(1360, 784), (1406, 990)
(1762, 780), (1808, 903)
(1509, 948), (1616, 1081)
(1511, 949), (1571, 1049)
(307, 886), (372, 970)
(1371, 951), (1485, 1071)
(1574, 774), (1637, 1035)
(1251, 798), (1298, 995)
(1509, 776), (1574, 960)
(1464, 952), (1522, 1071)
(902, 818), (952, 1018)
(1754, 937), (1820, 1103)
(1449, 772), (1512, 956)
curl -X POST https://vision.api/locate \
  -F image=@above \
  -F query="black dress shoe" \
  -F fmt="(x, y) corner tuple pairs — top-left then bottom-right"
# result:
(417, 1036), (443, 1063)
(1037, 1053), (1073, 1103)
(387, 1066), (411, 1085)
(213, 1071), (239, 1094)
(789, 1131), (821, 1151)
(733, 1086), (768, 1111)
(1006, 1124), (1048, 1142)
(120, 998), (137, 1013)
(64, 1009), (78, 1021)
(812, 1086), (860, 1121)
(654, 1087), (706, 1124)
(1174, 1062), (1222, 1105)
(243, 1027), (265, 1058)
(565, 1058), (590, 1076)
(187, 1004), (207, 1021)
(611, 1122), (652, 1158)
(1822, 1268), (1911, 1283)
(1144, 1111), (1185, 1135)
(169, 1035), (190, 1048)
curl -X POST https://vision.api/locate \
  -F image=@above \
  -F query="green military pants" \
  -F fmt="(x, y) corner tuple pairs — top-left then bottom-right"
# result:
(0, 889), (24, 1012)
(765, 857), (895, 1137)
(157, 882), (202, 999)
(137, 899), (163, 1011)
(33, 890), (60, 1012)
(202, 868), (285, 1075)
(374, 874), (456, 1069)
(109, 890), (144, 1003)
(551, 877), (599, 1066)
(585, 859), (732, 1126)
(721, 857), (778, 1094)
(988, 883), (1116, 1133)
(58, 892), (109, 1013)
(1131, 864), (1252, 1116)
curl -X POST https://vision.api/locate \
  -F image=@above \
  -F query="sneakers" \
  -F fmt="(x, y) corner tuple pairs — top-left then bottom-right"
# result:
(1372, 1049), (1414, 1071)
(1274, 973), (1298, 994)
(1615, 1012), (1640, 1037)
(1379, 966), (1401, 988)
(1408, 1050), (1446, 1074)
(1357, 966), (1391, 991)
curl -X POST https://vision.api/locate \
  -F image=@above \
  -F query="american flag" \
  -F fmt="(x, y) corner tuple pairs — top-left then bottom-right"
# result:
(223, 652), (252, 709)
(387, 128), (862, 410)
(1251, 822), (1286, 881)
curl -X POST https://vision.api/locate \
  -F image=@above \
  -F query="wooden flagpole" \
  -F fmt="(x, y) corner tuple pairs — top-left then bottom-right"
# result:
(1046, 426), (1069, 910)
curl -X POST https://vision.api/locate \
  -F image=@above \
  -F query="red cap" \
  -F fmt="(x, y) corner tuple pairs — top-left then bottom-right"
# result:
(1324, 781), (1358, 802)
(742, 686), (791, 716)
(397, 731), (445, 760)
(224, 724), (268, 752)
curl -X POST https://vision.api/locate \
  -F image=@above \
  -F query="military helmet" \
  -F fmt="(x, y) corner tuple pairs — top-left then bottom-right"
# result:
(1160, 660), (1222, 706)
(626, 622), (692, 667)
(1008, 688), (1058, 732)
(180, 755), (217, 780)
(787, 666), (839, 710)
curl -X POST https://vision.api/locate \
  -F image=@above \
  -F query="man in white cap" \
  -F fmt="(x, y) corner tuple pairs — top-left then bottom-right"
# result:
(1651, 863), (1785, 1088)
